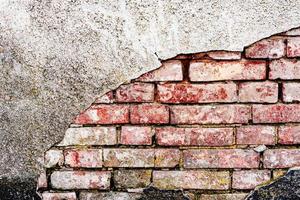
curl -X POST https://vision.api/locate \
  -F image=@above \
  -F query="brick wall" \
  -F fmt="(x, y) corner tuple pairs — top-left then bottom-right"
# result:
(38, 28), (300, 200)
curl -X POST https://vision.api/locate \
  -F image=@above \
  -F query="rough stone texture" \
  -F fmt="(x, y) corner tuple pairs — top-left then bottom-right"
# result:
(80, 192), (142, 200)
(200, 193), (248, 200)
(2, 0), (300, 198)
(246, 168), (300, 200)
(139, 187), (189, 200)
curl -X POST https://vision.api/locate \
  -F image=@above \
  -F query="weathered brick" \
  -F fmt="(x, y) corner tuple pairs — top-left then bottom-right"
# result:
(153, 170), (230, 190)
(157, 83), (237, 103)
(156, 127), (234, 146)
(79, 192), (141, 200)
(245, 37), (285, 58)
(51, 171), (111, 190)
(200, 193), (248, 200)
(44, 149), (63, 168)
(207, 51), (241, 60)
(37, 171), (47, 190)
(238, 81), (278, 103)
(113, 170), (151, 188)
(170, 105), (251, 124)
(116, 82), (154, 102)
(184, 149), (259, 168)
(130, 104), (169, 124)
(232, 170), (271, 189)
(287, 37), (300, 57)
(94, 91), (114, 104)
(138, 60), (183, 82)
(58, 127), (117, 146)
(269, 58), (300, 79)
(189, 60), (266, 81)
(103, 149), (154, 167)
(74, 104), (129, 124)
(236, 126), (276, 145)
(64, 149), (102, 168)
(273, 169), (287, 179)
(278, 125), (300, 144)
(120, 126), (153, 145)
(42, 192), (77, 200)
(253, 104), (300, 123)
(285, 28), (300, 36)
(264, 149), (300, 168)
(154, 149), (181, 167)
(283, 82), (300, 102)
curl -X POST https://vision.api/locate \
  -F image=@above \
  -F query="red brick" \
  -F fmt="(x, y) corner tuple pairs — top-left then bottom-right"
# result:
(207, 51), (241, 60)
(74, 104), (129, 124)
(51, 171), (111, 189)
(170, 105), (251, 124)
(232, 170), (271, 189)
(236, 126), (276, 145)
(153, 170), (230, 190)
(184, 149), (259, 168)
(42, 192), (77, 200)
(264, 149), (300, 168)
(156, 127), (234, 146)
(253, 104), (300, 123)
(238, 81), (278, 103)
(283, 82), (300, 102)
(138, 60), (183, 81)
(58, 127), (117, 146)
(269, 58), (300, 79)
(278, 125), (300, 144)
(120, 126), (153, 145)
(245, 37), (285, 58)
(154, 149), (181, 167)
(64, 149), (102, 168)
(116, 82), (154, 102)
(189, 60), (266, 81)
(287, 37), (300, 57)
(200, 193), (248, 200)
(157, 83), (237, 103)
(103, 149), (154, 167)
(130, 104), (169, 124)
(94, 91), (114, 104)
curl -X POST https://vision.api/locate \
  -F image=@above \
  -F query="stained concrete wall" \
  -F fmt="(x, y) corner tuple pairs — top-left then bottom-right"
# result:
(1, 0), (300, 198)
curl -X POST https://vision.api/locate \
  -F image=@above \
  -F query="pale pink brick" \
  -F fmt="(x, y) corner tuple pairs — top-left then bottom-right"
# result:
(153, 170), (230, 190)
(236, 126), (276, 145)
(74, 104), (129, 124)
(253, 104), (300, 123)
(138, 60), (183, 81)
(120, 126), (153, 145)
(184, 149), (259, 168)
(103, 149), (154, 167)
(200, 193), (248, 200)
(207, 51), (241, 60)
(51, 171), (111, 190)
(189, 60), (266, 81)
(42, 192), (77, 200)
(156, 127), (234, 146)
(130, 104), (169, 124)
(157, 83), (237, 103)
(278, 126), (300, 144)
(37, 171), (47, 190)
(170, 105), (251, 124)
(58, 127), (117, 146)
(264, 149), (300, 168)
(245, 37), (285, 58)
(44, 149), (64, 168)
(154, 149), (180, 167)
(283, 82), (300, 102)
(287, 37), (300, 57)
(285, 28), (300, 36)
(232, 170), (271, 189)
(64, 149), (102, 168)
(238, 81), (278, 103)
(116, 82), (154, 102)
(94, 91), (114, 104)
(269, 58), (300, 79)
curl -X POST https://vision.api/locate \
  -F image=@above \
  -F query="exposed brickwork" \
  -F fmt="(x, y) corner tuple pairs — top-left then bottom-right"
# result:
(40, 29), (300, 199)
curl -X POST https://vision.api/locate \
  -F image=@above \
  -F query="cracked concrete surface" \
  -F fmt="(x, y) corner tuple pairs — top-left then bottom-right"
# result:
(1, 0), (300, 198)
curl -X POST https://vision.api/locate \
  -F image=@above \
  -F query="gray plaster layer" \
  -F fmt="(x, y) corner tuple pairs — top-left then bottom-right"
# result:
(1, 0), (300, 184)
